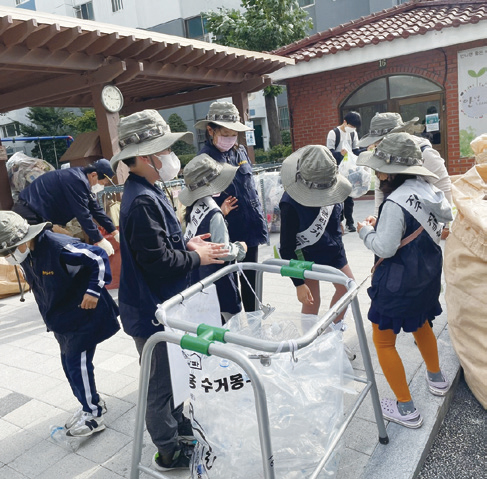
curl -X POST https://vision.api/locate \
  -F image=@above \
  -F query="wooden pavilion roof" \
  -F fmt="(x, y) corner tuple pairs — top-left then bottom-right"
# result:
(0, 6), (294, 114)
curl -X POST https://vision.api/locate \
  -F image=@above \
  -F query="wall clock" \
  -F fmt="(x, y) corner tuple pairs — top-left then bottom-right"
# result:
(101, 84), (123, 113)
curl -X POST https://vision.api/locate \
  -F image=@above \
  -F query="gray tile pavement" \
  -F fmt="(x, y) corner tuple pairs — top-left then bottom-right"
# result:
(0, 198), (460, 479)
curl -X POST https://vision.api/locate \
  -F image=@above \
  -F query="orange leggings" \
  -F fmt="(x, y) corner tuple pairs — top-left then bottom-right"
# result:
(372, 321), (440, 403)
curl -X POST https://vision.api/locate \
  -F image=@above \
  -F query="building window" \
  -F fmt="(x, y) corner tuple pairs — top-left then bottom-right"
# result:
(342, 74), (445, 157)
(185, 16), (209, 41)
(74, 2), (94, 20)
(278, 106), (290, 130)
(298, 0), (314, 7)
(15, 0), (27, 5)
(111, 0), (123, 13)
(1, 122), (20, 138)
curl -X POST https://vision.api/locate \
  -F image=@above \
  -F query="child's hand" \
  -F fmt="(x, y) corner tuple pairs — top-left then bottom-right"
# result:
(80, 294), (99, 309)
(357, 221), (366, 232)
(186, 233), (210, 250)
(195, 243), (229, 265)
(221, 196), (238, 216)
(296, 284), (314, 306)
(364, 215), (377, 227)
(237, 241), (247, 252)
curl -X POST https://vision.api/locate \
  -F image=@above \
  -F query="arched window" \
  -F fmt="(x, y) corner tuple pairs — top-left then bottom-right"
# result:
(342, 75), (445, 157)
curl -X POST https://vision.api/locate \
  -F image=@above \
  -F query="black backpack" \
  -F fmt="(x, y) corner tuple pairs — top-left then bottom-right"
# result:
(333, 127), (355, 150)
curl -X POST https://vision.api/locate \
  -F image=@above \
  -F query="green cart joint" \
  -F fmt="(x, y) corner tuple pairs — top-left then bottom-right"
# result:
(280, 259), (315, 280)
(180, 324), (228, 356)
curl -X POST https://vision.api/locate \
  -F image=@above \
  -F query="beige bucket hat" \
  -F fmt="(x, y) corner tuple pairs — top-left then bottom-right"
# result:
(281, 145), (352, 207)
(0, 211), (50, 257)
(357, 132), (438, 178)
(178, 154), (238, 206)
(194, 102), (252, 132)
(358, 112), (421, 148)
(110, 110), (193, 170)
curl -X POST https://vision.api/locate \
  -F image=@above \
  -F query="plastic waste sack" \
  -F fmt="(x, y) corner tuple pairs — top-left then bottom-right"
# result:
(189, 310), (356, 478)
(444, 164), (487, 408)
(163, 285), (223, 407)
(0, 256), (30, 299)
(470, 133), (487, 164)
(6, 152), (55, 201)
(338, 151), (371, 199)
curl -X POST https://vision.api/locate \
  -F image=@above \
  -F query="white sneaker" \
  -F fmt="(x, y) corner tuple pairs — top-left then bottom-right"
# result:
(65, 398), (107, 430)
(66, 412), (105, 437)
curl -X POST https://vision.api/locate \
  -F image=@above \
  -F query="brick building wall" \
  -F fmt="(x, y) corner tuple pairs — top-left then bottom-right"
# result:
(285, 39), (487, 175)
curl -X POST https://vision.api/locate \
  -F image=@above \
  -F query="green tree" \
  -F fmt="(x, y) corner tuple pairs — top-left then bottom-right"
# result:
(19, 107), (76, 168)
(63, 109), (98, 133)
(204, 0), (312, 147)
(167, 113), (196, 156)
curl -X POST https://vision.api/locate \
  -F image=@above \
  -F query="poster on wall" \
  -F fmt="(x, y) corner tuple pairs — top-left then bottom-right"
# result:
(245, 121), (256, 146)
(458, 46), (487, 157)
(425, 113), (440, 132)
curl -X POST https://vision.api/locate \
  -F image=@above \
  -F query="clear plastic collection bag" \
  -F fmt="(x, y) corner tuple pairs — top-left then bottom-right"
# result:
(189, 310), (356, 478)
(254, 171), (284, 233)
(338, 151), (371, 199)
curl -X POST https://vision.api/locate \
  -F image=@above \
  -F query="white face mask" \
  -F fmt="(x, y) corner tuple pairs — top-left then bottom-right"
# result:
(91, 183), (105, 194)
(345, 126), (356, 134)
(5, 247), (30, 265)
(153, 152), (181, 181)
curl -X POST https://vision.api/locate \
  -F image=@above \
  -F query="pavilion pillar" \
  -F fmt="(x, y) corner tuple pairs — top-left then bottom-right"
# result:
(0, 142), (13, 210)
(232, 91), (255, 164)
(91, 84), (126, 182)
(91, 85), (121, 161)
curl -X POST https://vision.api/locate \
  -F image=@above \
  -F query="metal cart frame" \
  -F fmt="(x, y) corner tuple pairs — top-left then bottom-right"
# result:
(130, 260), (389, 479)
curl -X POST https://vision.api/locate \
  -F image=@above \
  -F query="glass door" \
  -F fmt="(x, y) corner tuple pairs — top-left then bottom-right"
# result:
(395, 93), (445, 160)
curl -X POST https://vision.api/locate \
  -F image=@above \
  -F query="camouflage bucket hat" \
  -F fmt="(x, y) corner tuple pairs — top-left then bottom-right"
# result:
(357, 132), (438, 179)
(110, 110), (193, 171)
(358, 112), (421, 148)
(194, 101), (252, 132)
(281, 145), (352, 207)
(0, 211), (50, 257)
(178, 154), (238, 206)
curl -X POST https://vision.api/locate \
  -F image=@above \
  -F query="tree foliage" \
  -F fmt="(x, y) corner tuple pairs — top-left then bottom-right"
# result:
(204, 1), (312, 146)
(205, 0), (312, 99)
(19, 107), (76, 167)
(19, 107), (100, 167)
(204, 0), (312, 53)
(63, 109), (98, 133)
(167, 113), (196, 156)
